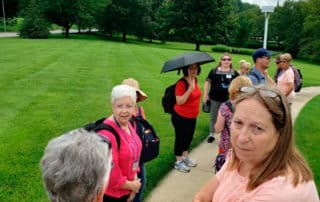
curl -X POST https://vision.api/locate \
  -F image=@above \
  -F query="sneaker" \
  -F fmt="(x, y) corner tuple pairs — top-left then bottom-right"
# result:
(183, 156), (197, 167)
(207, 136), (215, 143)
(174, 161), (190, 173)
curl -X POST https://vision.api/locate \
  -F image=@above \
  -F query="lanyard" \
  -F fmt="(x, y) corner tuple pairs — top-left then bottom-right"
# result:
(113, 116), (139, 162)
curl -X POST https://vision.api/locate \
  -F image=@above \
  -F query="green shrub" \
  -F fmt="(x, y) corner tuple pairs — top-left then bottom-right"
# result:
(19, 0), (49, 38)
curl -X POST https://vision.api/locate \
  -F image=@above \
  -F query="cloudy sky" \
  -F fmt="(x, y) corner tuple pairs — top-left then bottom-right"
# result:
(241, 0), (285, 7)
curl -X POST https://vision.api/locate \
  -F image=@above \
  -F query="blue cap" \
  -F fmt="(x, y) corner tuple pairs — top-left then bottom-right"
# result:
(252, 48), (272, 62)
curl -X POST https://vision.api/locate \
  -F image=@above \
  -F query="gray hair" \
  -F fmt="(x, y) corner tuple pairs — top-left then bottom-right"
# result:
(111, 84), (137, 104)
(40, 128), (112, 202)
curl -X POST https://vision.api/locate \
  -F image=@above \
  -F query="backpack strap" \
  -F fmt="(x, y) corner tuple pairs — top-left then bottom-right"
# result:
(84, 118), (121, 150)
(224, 101), (233, 134)
(225, 100), (233, 112)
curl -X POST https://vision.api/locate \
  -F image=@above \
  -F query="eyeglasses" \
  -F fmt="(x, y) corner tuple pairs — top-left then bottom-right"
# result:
(276, 60), (286, 64)
(221, 58), (231, 61)
(114, 104), (134, 110)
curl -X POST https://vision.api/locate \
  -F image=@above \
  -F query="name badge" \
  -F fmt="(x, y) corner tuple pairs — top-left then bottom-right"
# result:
(226, 73), (232, 79)
(132, 161), (139, 171)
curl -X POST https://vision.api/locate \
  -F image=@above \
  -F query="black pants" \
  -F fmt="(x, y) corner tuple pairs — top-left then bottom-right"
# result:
(171, 111), (197, 156)
(103, 194), (129, 202)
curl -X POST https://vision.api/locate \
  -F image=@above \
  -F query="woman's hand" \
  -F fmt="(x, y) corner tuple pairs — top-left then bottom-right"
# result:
(187, 76), (196, 91)
(130, 178), (141, 193)
(127, 191), (136, 202)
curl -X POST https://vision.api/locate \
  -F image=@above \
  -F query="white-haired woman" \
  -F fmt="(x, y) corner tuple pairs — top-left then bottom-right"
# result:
(40, 128), (112, 202)
(99, 84), (142, 202)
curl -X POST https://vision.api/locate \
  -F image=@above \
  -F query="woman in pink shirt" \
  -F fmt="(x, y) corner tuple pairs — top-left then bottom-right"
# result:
(193, 85), (319, 202)
(99, 84), (142, 202)
(276, 53), (295, 104)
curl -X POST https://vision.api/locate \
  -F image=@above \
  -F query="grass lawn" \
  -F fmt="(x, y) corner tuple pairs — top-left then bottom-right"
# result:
(0, 34), (319, 201)
(294, 96), (320, 193)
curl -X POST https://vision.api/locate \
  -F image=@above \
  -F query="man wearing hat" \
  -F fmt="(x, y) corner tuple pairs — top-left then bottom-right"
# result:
(249, 48), (276, 86)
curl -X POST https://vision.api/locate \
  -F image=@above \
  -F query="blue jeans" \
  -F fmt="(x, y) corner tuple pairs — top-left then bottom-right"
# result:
(133, 162), (146, 202)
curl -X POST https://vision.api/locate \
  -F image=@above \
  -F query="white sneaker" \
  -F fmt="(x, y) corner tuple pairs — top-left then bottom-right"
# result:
(183, 156), (197, 167)
(174, 161), (190, 173)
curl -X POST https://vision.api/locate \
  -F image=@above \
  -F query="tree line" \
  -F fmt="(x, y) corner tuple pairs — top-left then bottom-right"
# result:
(1, 0), (319, 62)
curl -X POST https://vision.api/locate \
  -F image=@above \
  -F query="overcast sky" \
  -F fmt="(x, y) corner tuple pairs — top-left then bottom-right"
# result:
(241, 0), (284, 7)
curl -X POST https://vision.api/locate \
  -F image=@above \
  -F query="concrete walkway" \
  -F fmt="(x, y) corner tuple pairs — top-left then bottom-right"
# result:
(146, 86), (320, 202)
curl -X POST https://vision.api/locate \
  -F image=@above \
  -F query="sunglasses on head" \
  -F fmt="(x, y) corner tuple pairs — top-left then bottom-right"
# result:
(240, 86), (278, 98)
(221, 58), (231, 61)
(239, 86), (286, 117)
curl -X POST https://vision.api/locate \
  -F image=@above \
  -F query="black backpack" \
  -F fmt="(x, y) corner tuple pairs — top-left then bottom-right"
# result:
(162, 78), (188, 114)
(132, 107), (160, 163)
(83, 118), (121, 150)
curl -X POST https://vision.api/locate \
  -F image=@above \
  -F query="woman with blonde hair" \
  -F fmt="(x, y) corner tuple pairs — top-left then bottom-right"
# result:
(277, 53), (295, 104)
(213, 76), (252, 172)
(238, 59), (250, 75)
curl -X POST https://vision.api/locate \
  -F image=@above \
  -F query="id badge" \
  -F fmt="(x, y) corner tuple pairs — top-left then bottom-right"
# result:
(226, 73), (232, 79)
(132, 161), (139, 171)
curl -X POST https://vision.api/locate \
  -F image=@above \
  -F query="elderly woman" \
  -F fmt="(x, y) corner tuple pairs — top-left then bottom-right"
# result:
(40, 128), (112, 202)
(213, 76), (252, 172)
(99, 84), (142, 202)
(277, 53), (295, 104)
(193, 85), (319, 201)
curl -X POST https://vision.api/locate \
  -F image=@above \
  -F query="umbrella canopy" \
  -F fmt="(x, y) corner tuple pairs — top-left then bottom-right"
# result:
(161, 52), (215, 73)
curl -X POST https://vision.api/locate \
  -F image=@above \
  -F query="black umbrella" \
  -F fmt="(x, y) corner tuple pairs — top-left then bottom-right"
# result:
(161, 52), (215, 73)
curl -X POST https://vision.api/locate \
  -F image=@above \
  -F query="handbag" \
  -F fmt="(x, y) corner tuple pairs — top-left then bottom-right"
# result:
(202, 100), (211, 113)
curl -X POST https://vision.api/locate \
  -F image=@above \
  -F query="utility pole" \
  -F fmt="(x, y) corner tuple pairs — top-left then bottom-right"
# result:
(260, 6), (274, 49)
(1, 0), (6, 32)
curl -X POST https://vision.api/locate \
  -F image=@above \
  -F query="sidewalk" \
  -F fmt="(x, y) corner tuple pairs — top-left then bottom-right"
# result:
(0, 29), (96, 38)
(145, 86), (320, 202)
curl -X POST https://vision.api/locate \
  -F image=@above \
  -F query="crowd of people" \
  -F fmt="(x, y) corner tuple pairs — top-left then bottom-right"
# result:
(39, 48), (319, 201)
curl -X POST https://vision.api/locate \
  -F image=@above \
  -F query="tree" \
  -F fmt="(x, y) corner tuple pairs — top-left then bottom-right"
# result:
(19, 0), (49, 38)
(1, 0), (19, 18)
(270, 1), (305, 57)
(41, 0), (109, 38)
(159, 0), (219, 51)
(99, 0), (151, 42)
(300, 0), (320, 62)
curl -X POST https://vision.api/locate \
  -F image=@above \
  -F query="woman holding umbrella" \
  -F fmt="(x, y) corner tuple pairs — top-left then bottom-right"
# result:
(171, 63), (202, 173)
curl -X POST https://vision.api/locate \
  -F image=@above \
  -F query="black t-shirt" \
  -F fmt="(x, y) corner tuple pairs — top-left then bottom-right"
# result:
(206, 67), (239, 102)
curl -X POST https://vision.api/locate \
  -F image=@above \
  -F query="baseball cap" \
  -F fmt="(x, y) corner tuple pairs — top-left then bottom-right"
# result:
(252, 48), (272, 62)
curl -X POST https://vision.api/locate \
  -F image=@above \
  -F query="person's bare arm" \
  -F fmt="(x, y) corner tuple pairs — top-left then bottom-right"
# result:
(214, 111), (225, 133)
(193, 176), (219, 202)
(264, 71), (276, 86)
(203, 80), (210, 102)
(284, 82), (294, 96)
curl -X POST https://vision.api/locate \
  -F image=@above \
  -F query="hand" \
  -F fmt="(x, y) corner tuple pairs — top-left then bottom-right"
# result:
(203, 94), (209, 102)
(127, 191), (136, 202)
(131, 178), (141, 193)
(188, 77), (195, 91)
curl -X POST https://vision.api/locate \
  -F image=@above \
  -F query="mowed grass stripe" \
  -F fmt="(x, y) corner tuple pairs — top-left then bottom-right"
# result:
(1, 36), (319, 200)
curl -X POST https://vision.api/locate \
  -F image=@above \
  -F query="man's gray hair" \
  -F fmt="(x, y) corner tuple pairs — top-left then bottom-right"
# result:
(111, 84), (137, 104)
(40, 128), (112, 202)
